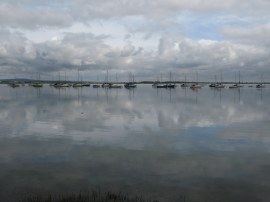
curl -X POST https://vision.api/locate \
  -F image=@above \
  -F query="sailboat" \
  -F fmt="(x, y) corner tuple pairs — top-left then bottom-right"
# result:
(190, 72), (202, 89)
(124, 73), (137, 89)
(73, 70), (83, 87)
(181, 75), (188, 87)
(93, 75), (101, 88)
(214, 72), (225, 88)
(154, 74), (167, 88)
(102, 69), (111, 88)
(229, 71), (242, 89)
(256, 84), (265, 88)
(108, 73), (122, 88)
(166, 72), (177, 88)
(209, 75), (217, 87)
(256, 74), (266, 88)
(32, 74), (43, 88)
(9, 82), (20, 88)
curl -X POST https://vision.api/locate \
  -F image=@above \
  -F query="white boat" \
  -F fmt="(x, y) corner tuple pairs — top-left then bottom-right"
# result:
(82, 82), (91, 87)
(229, 84), (240, 89)
(152, 82), (160, 88)
(73, 83), (83, 87)
(32, 83), (43, 88)
(102, 83), (110, 88)
(214, 83), (225, 88)
(125, 73), (137, 89)
(109, 84), (122, 88)
(156, 84), (168, 88)
(190, 72), (202, 89)
(229, 71), (242, 89)
(61, 83), (71, 87)
(214, 72), (225, 88)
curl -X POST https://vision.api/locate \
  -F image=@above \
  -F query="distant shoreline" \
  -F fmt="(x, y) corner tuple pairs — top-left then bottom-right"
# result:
(0, 79), (269, 85)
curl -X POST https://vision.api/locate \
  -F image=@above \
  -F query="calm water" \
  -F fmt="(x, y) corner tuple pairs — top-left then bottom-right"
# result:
(0, 84), (270, 202)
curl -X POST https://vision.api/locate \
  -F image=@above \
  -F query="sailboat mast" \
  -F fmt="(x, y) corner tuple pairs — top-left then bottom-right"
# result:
(220, 71), (223, 83)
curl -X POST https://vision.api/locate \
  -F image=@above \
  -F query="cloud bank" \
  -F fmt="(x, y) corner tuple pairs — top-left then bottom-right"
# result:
(0, 0), (269, 81)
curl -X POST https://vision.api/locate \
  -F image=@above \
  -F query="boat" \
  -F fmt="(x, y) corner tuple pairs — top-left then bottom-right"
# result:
(102, 83), (110, 88)
(152, 82), (160, 88)
(124, 73), (137, 89)
(52, 83), (62, 88)
(32, 83), (43, 88)
(9, 83), (20, 88)
(190, 83), (202, 89)
(256, 75), (266, 88)
(124, 83), (137, 89)
(209, 83), (217, 87)
(209, 75), (217, 87)
(109, 84), (122, 88)
(181, 83), (188, 87)
(229, 71), (242, 89)
(166, 83), (177, 88)
(82, 82), (91, 87)
(214, 83), (225, 88)
(93, 84), (101, 88)
(190, 72), (202, 89)
(166, 72), (177, 88)
(181, 76), (188, 87)
(102, 69), (111, 88)
(229, 84), (240, 89)
(156, 83), (168, 88)
(31, 73), (43, 87)
(61, 83), (71, 87)
(214, 72), (225, 88)
(73, 83), (83, 87)
(256, 84), (265, 88)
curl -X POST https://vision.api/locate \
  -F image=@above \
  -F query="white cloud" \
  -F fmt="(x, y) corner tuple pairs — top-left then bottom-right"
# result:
(0, 0), (270, 80)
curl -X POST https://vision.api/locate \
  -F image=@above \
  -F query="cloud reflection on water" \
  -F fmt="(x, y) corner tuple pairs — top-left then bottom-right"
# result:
(0, 85), (270, 201)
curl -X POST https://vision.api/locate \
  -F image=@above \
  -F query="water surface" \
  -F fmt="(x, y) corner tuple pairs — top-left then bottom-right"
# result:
(0, 85), (270, 202)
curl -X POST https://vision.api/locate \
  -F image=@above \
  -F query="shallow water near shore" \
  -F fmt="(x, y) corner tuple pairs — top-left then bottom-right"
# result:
(0, 84), (270, 202)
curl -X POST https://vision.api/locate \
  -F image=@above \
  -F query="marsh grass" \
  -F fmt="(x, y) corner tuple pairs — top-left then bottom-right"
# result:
(22, 190), (159, 202)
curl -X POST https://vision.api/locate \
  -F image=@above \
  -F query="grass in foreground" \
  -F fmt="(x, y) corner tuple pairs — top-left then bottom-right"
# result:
(22, 190), (159, 202)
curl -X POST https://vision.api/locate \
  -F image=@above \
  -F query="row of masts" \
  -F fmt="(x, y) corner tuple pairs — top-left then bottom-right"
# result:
(6, 81), (266, 89)
(3, 70), (267, 89)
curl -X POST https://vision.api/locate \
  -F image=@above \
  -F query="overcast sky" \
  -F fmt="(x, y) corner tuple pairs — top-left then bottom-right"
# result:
(0, 0), (270, 81)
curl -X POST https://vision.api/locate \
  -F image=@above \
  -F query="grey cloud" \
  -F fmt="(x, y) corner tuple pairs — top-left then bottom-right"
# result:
(1, 29), (270, 80)
(0, 0), (270, 30)
(0, 2), (72, 29)
(71, 0), (270, 20)
(221, 23), (270, 46)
